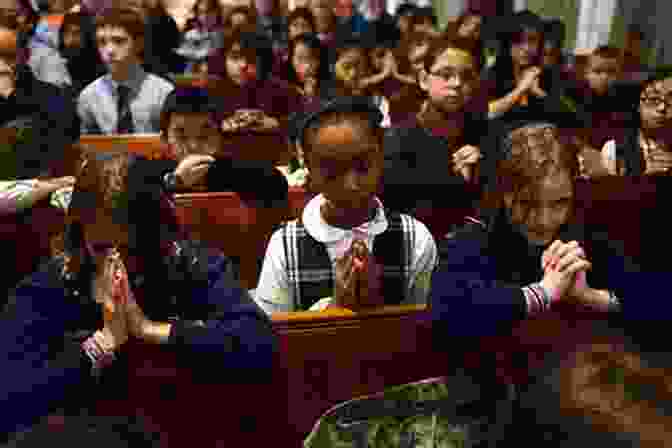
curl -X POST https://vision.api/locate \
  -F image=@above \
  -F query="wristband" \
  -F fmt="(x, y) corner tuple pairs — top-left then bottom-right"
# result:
(607, 290), (622, 312)
(163, 171), (182, 192)
(81, 331), (116, 375)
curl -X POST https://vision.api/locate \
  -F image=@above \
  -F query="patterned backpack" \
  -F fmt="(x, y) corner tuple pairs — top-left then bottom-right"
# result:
(304, 375), (516, 448)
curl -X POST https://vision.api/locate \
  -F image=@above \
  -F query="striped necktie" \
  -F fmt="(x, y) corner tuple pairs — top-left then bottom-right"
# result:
(117, 85), (135, 134)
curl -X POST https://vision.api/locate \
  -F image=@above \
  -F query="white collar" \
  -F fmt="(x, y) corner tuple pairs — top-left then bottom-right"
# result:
(301, 194), (388, 244)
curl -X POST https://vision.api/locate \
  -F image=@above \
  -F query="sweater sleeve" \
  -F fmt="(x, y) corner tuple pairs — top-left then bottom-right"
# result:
(166, 249), (278, 382)
(0, 270), (95, 440)
(429, 233), (529, 339)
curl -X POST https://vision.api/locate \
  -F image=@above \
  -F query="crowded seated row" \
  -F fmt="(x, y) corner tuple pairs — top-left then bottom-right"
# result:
(2, 1), (672, 447)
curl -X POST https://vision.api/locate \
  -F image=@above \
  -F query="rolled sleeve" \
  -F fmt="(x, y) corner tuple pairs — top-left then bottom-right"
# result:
(254, 229), (293, 314)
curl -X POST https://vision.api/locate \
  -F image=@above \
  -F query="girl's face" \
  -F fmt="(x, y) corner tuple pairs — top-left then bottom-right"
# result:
(511, 30), (542, 68)
(306, 120), (383, 212)
(289, 17), (313, 40)
(640, 79), (672, 131)
(420, 47), (478, 113)
(225, 42), (257, 85)
(506, 171), (573, 246)
(335, 48), (368, 93)
(292, 41), (319, 81)
(585, 56), (621, 96)
(457, 15), (481, 40)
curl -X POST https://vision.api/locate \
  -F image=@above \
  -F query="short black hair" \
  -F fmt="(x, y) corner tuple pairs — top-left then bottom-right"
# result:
(396, 3), (418, 18)
(414, 6), (437, 26)
(297, 96), (384, 158)
(543, 18), (565, 48)
(159, 86), (219, 136)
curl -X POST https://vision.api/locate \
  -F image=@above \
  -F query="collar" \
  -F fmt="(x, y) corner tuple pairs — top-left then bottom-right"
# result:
(301, 194), (388, 244)
(104, 63), (146, 95)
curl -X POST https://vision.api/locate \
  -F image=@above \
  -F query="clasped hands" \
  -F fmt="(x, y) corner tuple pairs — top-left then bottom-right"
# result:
(93, 249), (153, 352)
(220, 109), (279, 134)
(517, 66), (547, 98)
(540, 240), (611, 309)
(332, 239), (382, 310)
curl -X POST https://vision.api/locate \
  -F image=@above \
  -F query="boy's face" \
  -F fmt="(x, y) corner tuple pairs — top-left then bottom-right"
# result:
(335, 48), (368, 92)
(225, 42), (257, 85)
(397, 15), (412, 34)
(413, 18), (434, 34)
(511, 30), (542, 68)
(640, 79), (672, 132)
(420, 47), (478, 113)
(311, 0), (334, 33)
(96, 26), (139, 71)
(289, 17), (313, 40)
(306, 120), (383, 211)
(166, 112), (222, 158)
(585, 55), (622, 96)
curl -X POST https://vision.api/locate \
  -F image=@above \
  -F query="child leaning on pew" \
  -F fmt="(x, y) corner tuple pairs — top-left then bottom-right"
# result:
(254, 96), (438, 313)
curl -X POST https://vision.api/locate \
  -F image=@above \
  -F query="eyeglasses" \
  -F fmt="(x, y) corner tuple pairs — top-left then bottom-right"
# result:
(640, 96), (672, 109)
(429, 68), (477, 84)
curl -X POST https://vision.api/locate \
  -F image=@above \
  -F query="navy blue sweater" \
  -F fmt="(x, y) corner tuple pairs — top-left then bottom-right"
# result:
(0, 240), (277, 440)
(430, 211), (672, 340)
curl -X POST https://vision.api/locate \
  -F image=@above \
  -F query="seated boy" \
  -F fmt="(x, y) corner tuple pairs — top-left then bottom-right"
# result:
(254, 96), (437, 314)
(156, 85), (289, 208)
(77, 8), (174, 134)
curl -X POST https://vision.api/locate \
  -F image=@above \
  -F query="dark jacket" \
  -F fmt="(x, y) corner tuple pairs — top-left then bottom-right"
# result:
(0, 238), (278, 441)
(381, 114), (485, 215)
(430, 208), (667, 340)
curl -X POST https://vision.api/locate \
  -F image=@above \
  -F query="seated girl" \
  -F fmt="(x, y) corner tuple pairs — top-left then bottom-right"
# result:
(207, 27), (301, 162)
(601, 74), (672, 176)
(285, 32), (332, 110)
(431, 117), (666, 342)
(272, 7), (315, 74)
(323, 35), (391, 127)
(254, 96), (437, 313)
(483, 10), (564, 121)
(0, 151), (277, 439)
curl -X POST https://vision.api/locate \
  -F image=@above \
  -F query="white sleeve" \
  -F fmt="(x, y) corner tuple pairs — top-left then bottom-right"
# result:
(254, 228), (294, 315)
(601, 139), (618, 175)
(404, 216), (438, 306)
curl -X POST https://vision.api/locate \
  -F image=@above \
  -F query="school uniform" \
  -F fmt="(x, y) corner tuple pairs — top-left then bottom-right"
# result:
(254, 194), (437, 313)
(77, 64), (175, 135)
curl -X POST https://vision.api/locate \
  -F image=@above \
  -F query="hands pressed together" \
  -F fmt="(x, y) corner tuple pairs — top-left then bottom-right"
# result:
(93, 249), (152, 353)
(452, 144), (481, 182)
(516, 66), (547, 99)
(220, 110), (279, 134)
(332, 239), (383, 310)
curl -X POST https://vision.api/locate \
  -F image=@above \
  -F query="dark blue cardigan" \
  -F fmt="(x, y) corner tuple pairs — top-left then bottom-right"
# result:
(430, 211), (671, 340)
(0, 240), (278, 440)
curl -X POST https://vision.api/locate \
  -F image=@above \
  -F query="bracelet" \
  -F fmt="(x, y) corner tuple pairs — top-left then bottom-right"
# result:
(523, 283), (553, 316)
(163, 171), (182, 192)
(81, 332), (116, 374)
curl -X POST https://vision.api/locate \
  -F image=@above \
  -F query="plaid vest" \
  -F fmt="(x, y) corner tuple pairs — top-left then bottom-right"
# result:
(281, 211), (414, 311)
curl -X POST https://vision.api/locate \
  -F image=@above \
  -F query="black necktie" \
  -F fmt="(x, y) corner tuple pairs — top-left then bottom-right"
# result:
(117, 85), (135, 134)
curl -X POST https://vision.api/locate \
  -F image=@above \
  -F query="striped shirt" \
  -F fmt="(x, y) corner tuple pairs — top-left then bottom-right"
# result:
(77, 64), (174, 135)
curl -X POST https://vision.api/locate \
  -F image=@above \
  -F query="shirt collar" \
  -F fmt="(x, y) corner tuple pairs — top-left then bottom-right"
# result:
(105, 63), (146, 95)
(301, 194), (388, 244)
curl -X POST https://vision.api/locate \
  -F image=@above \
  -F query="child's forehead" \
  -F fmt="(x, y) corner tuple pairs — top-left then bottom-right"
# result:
(169, 112), (212, 127)
(96, 26), (132, 39)
(589, 55), (620, 68)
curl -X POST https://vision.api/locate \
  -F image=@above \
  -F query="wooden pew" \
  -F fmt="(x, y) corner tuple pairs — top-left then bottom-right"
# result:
(78, 134), (169, 160)
(88, 303), (617, 447)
